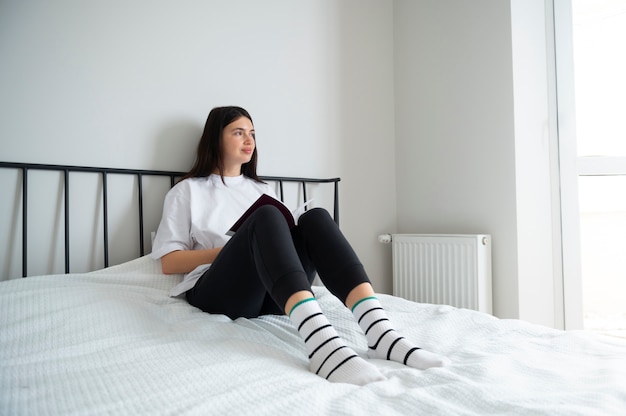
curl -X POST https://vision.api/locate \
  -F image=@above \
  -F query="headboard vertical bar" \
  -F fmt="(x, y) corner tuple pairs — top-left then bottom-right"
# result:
(301, 181), (308, 211)
(102, 172), (109, 268)
(64, 169), (70, 273)
(278, 180), (284, 202)
(21, 167), (28, 278)
(334, 181), (339, 226)
(138, 173), (145, 256)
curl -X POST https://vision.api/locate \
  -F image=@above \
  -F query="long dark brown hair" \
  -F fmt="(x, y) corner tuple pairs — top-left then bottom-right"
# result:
(182, 106), (262, 182)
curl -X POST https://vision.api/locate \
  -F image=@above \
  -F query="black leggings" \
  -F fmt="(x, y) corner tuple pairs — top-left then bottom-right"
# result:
(185, 206), (370, 319)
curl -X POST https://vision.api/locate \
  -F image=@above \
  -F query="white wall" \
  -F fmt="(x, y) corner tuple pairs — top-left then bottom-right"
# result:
(394, 0), (561, 326)
(0, 0), (396, 293)
(394, 0), (519, 319)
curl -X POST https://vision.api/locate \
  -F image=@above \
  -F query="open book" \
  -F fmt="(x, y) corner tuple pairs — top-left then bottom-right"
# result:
(226, 193), (314, 236)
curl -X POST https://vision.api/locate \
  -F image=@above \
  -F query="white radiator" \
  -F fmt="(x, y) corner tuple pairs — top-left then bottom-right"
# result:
(388, 234), (492, 313)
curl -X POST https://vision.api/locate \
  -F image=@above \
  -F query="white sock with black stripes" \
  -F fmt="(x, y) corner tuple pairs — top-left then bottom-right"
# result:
(352, 297), (451, 370)
(289, 298), (386, 385)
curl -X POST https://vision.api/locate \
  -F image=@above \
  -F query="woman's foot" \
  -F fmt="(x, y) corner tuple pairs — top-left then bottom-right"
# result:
(352, 297), (451, 369)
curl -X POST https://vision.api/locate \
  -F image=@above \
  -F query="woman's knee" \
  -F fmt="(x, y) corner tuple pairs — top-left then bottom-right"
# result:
(251, 204), (287, 226)
(244, 204), (295, 245)
(298, 207), (333, 228)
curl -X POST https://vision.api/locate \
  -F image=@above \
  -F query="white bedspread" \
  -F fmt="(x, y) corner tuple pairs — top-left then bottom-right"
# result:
(1, 256), (625, 415)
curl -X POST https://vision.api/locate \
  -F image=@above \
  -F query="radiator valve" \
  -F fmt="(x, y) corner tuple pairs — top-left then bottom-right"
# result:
(377, 233), (392, 244)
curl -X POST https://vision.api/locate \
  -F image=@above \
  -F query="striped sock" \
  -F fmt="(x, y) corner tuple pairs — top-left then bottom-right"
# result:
(352, 297), (451, 370)
(289, 298), (386, 385)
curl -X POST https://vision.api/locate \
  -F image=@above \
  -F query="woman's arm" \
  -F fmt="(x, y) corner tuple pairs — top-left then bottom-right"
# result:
(161, 247), (223, 274)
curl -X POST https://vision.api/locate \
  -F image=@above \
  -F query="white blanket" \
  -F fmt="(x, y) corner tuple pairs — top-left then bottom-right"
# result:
(1, 256), (625, 415)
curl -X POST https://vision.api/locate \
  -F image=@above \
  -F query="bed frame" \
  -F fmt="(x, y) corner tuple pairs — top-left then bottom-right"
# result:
(0, 161), (340, 278)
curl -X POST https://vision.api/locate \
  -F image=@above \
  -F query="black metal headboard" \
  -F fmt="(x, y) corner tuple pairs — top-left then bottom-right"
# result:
(0, 161), (340, 277)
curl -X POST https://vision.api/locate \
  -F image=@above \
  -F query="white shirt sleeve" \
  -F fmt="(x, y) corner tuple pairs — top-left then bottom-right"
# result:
(151, 182), (193, 260)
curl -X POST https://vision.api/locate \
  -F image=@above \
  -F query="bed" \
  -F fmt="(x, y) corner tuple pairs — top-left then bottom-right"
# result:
(1, 162), (625, 415)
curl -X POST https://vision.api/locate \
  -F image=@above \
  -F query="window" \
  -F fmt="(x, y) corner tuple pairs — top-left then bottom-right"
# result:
(556, 0), (626, 336)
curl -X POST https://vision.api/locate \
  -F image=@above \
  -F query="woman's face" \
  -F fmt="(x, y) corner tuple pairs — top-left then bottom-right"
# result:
(221, 116), (255, 174)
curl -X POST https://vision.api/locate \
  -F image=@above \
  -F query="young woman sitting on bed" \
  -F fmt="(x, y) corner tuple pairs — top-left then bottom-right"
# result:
(151, 106), (450, 385)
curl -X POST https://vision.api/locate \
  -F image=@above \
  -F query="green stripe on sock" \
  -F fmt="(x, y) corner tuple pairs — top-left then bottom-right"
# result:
(289, 297), (316, 316)
(351, 296), (378, 313)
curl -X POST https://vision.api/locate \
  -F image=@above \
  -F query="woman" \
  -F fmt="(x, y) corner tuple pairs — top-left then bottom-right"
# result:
(151, 106), (449, 385)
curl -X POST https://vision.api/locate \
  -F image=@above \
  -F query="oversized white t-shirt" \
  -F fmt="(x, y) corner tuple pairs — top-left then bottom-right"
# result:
(151, 174), (276, 296)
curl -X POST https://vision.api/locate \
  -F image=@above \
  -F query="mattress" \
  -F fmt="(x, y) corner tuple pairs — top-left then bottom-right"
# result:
(1, 256), (625, 415)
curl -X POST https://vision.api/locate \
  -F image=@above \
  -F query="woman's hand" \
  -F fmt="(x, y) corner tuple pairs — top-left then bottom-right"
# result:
(161, 247), (223, 274)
